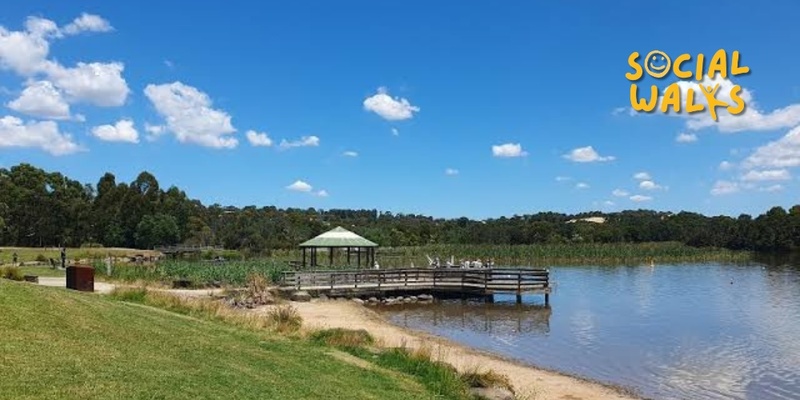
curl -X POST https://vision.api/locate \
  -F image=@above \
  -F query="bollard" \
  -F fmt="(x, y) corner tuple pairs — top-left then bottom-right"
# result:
(66, 265), (94, 292)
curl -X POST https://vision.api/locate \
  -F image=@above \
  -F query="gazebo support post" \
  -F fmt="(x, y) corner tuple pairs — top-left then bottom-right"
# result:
(357, 248), (361, 268)
(302, 247), (306, 268)
(347, 247), (351, 265)
(329, 247), (334, 267)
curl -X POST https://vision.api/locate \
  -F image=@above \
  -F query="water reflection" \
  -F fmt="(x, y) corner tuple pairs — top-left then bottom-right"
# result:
(379, 263), (800, 400)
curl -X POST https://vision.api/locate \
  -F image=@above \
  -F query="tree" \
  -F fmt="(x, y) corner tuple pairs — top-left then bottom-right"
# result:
(135, 214), (180, 249)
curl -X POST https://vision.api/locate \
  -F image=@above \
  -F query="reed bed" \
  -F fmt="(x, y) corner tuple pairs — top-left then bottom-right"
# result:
(97, 260), (288, 286)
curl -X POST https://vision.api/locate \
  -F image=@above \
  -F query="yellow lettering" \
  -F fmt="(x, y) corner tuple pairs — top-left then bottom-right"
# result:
(685, 88), (705, 114)
(630, 84), (658, 112)
(695, 53), (705, 81)
(626, 52), (643, 81)
(707, 49), (728, 79)
(731, 51), (750, 76)
(727, 85), (746, 114)
(673, 54), (692, 79)
(661, 84), (681, 113)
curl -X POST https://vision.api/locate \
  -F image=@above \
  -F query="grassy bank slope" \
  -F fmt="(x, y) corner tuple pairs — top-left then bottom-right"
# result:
(0, 281), (429, 400)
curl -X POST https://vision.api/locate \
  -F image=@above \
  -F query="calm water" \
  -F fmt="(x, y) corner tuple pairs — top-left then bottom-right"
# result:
(377, 263), (800, 400)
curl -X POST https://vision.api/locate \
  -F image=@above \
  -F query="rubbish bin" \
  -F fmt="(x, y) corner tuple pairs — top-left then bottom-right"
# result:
(66, 265), (94, 292)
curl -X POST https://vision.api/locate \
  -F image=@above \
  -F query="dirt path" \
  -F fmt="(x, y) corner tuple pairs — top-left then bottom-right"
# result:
(257, 300), (640, 400)
(35, 278), (225, 297)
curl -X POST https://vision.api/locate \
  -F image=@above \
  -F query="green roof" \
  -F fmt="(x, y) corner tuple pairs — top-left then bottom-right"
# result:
(299, 226), (378, 248)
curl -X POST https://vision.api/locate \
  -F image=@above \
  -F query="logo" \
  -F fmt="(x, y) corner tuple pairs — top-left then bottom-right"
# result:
(626, 49), (750, 121)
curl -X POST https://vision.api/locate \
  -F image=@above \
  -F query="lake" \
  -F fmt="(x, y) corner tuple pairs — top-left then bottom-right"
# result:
(377, 262), (800, 400)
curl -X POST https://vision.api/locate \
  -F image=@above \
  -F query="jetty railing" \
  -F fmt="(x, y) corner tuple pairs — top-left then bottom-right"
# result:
(280, 268), (550, 300)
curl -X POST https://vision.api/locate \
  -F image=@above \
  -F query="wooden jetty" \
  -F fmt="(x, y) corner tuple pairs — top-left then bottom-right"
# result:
(280, 267), (551, 305)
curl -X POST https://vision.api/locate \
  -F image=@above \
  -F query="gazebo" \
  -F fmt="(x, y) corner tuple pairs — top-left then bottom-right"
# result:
(299, 226), (378, 268)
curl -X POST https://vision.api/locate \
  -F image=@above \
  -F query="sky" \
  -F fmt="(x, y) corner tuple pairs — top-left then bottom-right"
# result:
(1, 1), (799, 219)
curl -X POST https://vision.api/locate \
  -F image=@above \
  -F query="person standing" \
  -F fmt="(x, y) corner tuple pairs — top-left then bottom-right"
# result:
(60, 247), (66, 269)
(12, 252), (18, 266)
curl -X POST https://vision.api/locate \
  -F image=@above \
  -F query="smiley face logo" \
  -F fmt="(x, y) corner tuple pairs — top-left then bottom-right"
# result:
(644, 50), (671, 78)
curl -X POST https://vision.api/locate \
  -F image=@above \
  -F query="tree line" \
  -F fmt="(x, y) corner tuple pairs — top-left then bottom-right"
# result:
(1, 163), (798, 253)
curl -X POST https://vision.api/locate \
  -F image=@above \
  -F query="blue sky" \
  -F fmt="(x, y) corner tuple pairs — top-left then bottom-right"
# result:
(1, 1), (799, 219)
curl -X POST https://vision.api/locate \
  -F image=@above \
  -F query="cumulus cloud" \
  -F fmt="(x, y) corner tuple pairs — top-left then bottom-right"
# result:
(719, 161), (734, 171)
(604, 200), (615, 207)
(759, 184), (783, 193)
(0, 115), (81, 155)
(62, 13), (113, 35)
(445, 168), (459, 176)
(630, 194), (652, 202)
(676, 132), (698, 143)
(144, 81), (238, 149)
(363, 87), (419, 121)
(555, 176), (572, 182)
(740, 169), (791, 182)
(279, 135), (319, 149)
(639, 180), (665, 190)
(286, 180), (328, 197)
(0, 15), (129, 106)
(91, 119), (139, 143)
(575, 182), (590, 189)
(343, 150), (358, 157)
(612, 189), (629, 197)
(6, 80), (70, 119)
(391, 127), (399, 136)
(286, 180), (312, 192)
(245, 130), (272, 147)
(742, 126), (800, 169)
(631, 75), (800, 133)
(563, 146), (614, 163)
(492, 143), (527, 158)
(711, 180), (740, 196)
(633, 172), (651, 180)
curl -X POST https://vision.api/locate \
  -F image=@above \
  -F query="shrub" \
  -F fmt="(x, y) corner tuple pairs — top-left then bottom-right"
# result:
(267, 305), (302, 333)
(35, 254), (48, 263)
(310, 328), (374, 349)
(460, 369), (515, 393)
(1, 266), (24, 281)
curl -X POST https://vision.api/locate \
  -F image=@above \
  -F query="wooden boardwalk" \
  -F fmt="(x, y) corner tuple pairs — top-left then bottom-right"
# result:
(280, 268), (550, 305)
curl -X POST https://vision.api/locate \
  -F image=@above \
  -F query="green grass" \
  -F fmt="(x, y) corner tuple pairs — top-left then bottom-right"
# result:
(16, 266), (67, 277)
(97, 260), (288, 286)
(0, 280), (437, 400)
(0, 246), (157, 265)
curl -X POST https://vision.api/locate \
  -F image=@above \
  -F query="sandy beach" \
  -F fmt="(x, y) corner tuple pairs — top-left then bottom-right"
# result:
(258, 300), (641, 400)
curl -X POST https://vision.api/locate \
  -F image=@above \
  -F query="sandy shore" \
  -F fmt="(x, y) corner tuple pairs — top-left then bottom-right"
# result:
(259, 300), (640, 400)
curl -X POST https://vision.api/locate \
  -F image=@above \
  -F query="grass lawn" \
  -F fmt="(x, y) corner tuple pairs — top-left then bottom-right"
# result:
(16, 266), (66, 278)
(0, 281), (432, 400)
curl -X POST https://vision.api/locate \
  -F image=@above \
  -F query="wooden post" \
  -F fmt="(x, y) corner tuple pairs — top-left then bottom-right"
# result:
(302, 248), (306, 268)
(347, 247), (351, 265)
(357, 248), (361, 268)
(545, 292), (550, 307)
(329, 247), (334, 266)
(516, 272), (522, 304)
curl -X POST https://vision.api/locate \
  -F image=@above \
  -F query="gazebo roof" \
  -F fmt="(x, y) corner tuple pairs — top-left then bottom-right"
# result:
(299, 226), (378, 248)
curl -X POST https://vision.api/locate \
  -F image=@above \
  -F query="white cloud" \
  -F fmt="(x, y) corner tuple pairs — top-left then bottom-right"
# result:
(279, 135), (319, 149)
(575, 182), (590, 189)
(343, 150), (358, 157)
(741, 169), (791, 182)
(0, 115), (81, 155)
(492, 143), (527, 158)
(91, 119), (138, 143)
(633, 172), (651, 180)
(46, 61), (129, 106)
(245, 130), (272, 147)
(612, 189), (629, 197)
(563, 146), (614, 163)
(639, 180), (664, 190)
(6, 80), (70, 119)
(630, 194), (652, 202)
(711, 180), (740, 196)
(286, 180), (312, 192)
(315, 190), (329, 197)
(391, 127), (399, 136)
(164, 60), (174, 69)
(445, 168), (459, 176)
(719, 161), (734, 171)
(742, 126), (800, 169)
(759, 184), (784, 193)
(635, 75), (800, 133)
(144, 81), (237, 149)
(363, 87), (419, 121)
(676, 132), (698, 143)
(603, 200), (615, 207)
(555, 176), (571, 182)
(0, 15), (128, 106)
(62, 13), (113, 35)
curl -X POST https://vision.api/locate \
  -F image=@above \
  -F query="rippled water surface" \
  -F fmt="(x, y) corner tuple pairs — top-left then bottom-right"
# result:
(377, 263), (800, 400)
